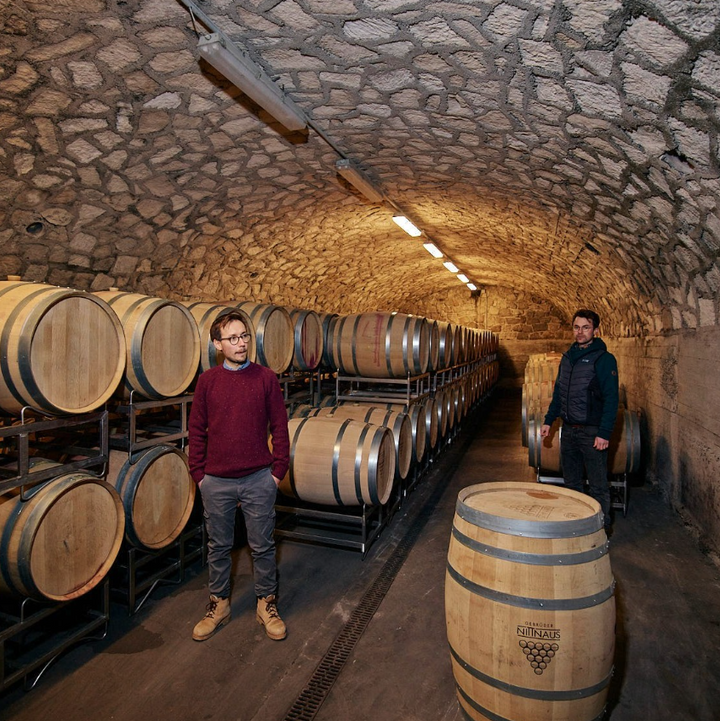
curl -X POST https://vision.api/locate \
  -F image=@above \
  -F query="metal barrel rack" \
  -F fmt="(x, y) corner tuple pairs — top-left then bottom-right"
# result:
(107, 393), (206, 614)
(274, 358), (498, 558)
(274, 492), (399, 560)
(0, 409), (111, 693)
(110, 514), (206, 615)
(0, 581), (110, 693)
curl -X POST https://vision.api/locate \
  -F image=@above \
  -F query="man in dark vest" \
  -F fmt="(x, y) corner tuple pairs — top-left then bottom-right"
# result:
(541, 309), (619, 531)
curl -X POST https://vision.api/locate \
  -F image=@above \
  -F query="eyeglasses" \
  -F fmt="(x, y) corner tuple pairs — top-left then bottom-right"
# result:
(220, 333), (251, 345)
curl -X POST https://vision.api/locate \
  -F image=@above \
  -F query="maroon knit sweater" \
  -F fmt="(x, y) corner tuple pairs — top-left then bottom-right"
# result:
(188, 363), (290, 483)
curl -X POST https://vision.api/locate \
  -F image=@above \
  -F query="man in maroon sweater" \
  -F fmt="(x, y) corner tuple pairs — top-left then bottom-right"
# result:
(188, 310), (290, 641)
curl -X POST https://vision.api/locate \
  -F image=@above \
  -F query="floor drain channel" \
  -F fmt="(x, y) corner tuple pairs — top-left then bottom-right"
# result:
(282, 419), (478, 721)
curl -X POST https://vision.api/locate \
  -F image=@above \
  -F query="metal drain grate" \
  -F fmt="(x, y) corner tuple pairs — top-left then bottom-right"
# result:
(282, 424), (476, 721)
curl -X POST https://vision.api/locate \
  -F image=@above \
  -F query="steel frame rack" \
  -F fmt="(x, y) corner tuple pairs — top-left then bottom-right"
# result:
(275, 481), (402, 559)
(109, 393), (193, 454)
(107, 394), (207, 613)
(0, 410), (109, 495)
(0, 580), (109, 693)
(335, 371), (432, 407)
(110, 519), (206, 615)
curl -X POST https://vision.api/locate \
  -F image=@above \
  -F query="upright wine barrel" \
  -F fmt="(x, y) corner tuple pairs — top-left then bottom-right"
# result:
(108, 445), (196, 550)
(287, 307), (324, 372)
(94, 290), (200, 399)
(183, 301), (256, 373)
(522, 380), (555, 448)
(328, 312), (429, 378)
(0, 281), (126, 415)
(307, 404), (413, 481)
(0, 468), (124, 601)
(279, 416), (395, 506)
(235, 301), (293, 374)
(446, 482), (615, 721)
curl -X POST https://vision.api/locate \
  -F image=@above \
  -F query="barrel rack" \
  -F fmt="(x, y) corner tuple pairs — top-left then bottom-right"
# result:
(274, 359), (498, 558)
(0, 410), (111, 692)
(108, 394), (206, 615)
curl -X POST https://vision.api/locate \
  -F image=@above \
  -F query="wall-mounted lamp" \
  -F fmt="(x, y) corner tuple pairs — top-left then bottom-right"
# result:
(467, 283), (478, 291)
(443, 261), (459, 273)
(392, 216), (422, 237)
(457, 273), (469, 283)
(423, 243), (443, 258)
(198, 32), (307, 132)
(335, 159), (384, 203)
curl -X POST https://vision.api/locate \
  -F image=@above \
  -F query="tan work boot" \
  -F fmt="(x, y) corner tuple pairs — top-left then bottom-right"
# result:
(192, 595), (231, 641)
(256, 595), (287, 640)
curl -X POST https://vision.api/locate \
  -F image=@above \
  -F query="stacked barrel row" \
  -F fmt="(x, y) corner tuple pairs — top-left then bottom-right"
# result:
(0, 281), (498, 601)
(284, 312), (499, 508)
(522, 352), (641, 476)
(521, 352), (562, 447)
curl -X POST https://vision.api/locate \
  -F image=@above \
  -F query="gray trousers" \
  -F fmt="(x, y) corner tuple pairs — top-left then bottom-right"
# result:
(200, 468), (278, 599)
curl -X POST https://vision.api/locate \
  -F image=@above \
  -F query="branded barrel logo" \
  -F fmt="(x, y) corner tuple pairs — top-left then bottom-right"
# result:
(517, 625), (560, 675)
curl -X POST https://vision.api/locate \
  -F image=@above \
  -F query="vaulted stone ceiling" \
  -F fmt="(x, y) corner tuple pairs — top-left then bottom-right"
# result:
(2, 0), (719, 337)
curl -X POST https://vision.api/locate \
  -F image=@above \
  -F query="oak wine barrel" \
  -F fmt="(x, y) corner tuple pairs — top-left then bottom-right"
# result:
(446, 482), (615, 721)
(108, 446), (196, 550)
(528, 408), (641, 475)
(94, 290), (200, 399)
(328, 312), (429, 378)
(279, 416), (395, 506)
(0, 281), (126, 415)
(288, 307), (324, 372)
(235, 301), (293, 374)
(0, 466), (124, 601)
(306, 404), (413, 481)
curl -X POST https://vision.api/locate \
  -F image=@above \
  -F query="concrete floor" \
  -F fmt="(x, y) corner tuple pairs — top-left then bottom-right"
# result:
(1, 389), (720, 721)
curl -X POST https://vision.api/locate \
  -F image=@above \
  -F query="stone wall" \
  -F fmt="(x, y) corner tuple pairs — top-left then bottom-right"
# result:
(613, 331), (720, 557)
(402, 284), (572, 383)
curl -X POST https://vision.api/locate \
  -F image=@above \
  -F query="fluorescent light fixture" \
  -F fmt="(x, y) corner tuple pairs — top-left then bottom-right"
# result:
(198, 32), (307, 131)
(443, 261), (459, 273)
(457, 273), (469, 283)
(335, 159), (384, 203)
(467, 283), (477, 291)
(392, 216), (422, 237)
(423, 242), (443, 258)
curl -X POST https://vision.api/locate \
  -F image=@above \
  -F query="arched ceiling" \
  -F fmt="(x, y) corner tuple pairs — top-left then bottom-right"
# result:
(2, 0), (719, 337)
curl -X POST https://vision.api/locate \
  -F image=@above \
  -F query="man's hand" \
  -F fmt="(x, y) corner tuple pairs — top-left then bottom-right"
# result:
(594, 437), (609, 451)
(540, 424), (551, 438)
(272, 474), (281, 487)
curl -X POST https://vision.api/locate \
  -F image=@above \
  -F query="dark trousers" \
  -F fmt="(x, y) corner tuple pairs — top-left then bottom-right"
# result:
(561, 424), (611, 526)
(200, 468), (279, 599)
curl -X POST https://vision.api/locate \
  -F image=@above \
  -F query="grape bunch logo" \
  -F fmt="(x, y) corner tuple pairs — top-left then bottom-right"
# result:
(517, 624), (560, 676)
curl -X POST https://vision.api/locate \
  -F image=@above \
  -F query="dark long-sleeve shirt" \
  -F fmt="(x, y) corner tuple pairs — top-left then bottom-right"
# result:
(188, 362), (290, 483)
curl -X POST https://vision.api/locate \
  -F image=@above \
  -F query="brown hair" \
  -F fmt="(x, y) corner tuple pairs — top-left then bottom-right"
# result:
(573, 309), (600, 329)
(210, 310), (247, 341)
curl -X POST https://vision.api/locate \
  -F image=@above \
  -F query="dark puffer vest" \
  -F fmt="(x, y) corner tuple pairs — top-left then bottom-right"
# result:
(555, 347), (606, 426)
